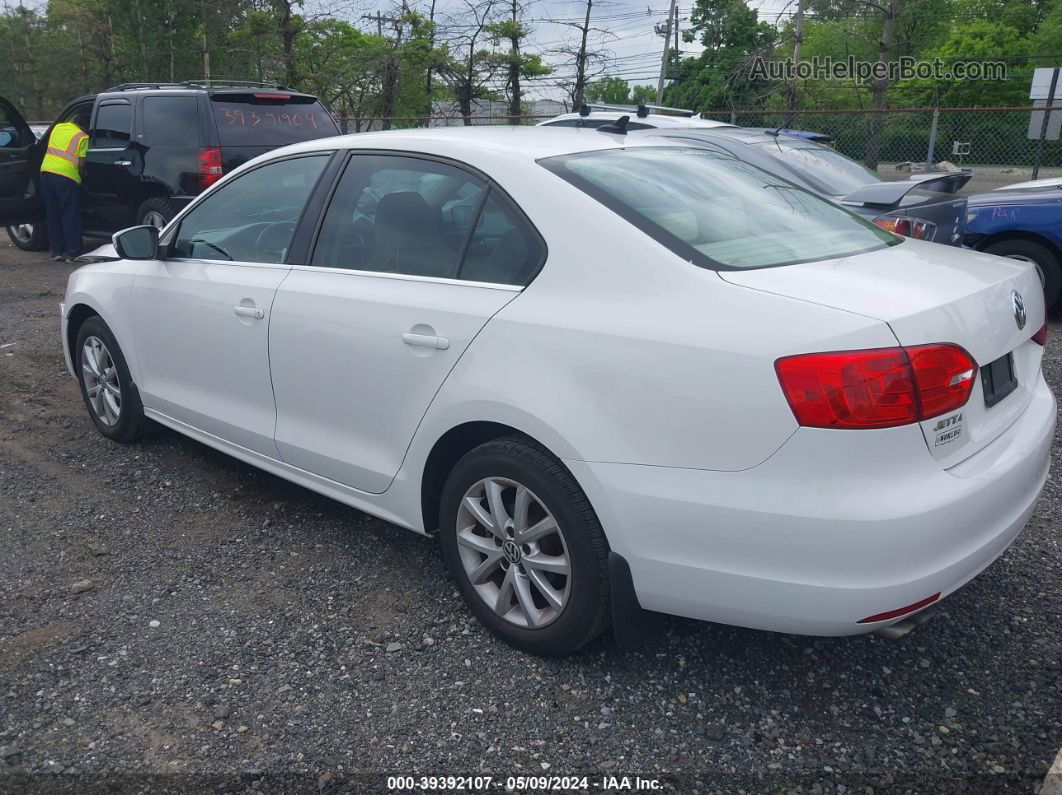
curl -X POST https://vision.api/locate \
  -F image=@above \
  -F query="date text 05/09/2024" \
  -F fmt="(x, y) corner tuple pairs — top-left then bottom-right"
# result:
(386, 775), (664, 791)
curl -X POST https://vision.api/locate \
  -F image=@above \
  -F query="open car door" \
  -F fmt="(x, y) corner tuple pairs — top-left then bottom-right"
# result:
(0, 95), (44, 228)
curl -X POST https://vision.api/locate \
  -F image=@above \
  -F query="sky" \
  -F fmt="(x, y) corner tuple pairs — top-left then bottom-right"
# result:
(348, 0), (799, 102)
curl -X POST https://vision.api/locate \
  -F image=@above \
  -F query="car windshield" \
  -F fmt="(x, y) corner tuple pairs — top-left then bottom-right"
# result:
(541, 147), (898, 270)
(752, 138), (882, 196)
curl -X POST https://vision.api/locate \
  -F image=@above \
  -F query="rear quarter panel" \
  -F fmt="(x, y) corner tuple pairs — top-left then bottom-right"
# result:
(411, 160), (899, 472)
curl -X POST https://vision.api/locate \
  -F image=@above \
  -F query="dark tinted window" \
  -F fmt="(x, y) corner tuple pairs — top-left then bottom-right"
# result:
(142, 96), (199, 146)
(458, 195), (544, 285)
(172, 155), (328, 263)
(211, 95), (339, 146)
(311, 155), (486, 279)
(0, 101), (32, 148)
(92, 104), (131, 148)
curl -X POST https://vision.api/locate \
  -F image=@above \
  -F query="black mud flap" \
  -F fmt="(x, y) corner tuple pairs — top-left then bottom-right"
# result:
(609, 551), (662, 650)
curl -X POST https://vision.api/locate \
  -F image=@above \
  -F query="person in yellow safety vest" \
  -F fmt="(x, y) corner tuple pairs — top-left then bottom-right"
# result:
(40, 113), (90, 262)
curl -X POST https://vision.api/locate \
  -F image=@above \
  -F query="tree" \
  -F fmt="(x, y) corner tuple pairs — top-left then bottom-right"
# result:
(584, 75), (630, 104)
(487, 0), (549, 122)
(664, 0), (776, 112)
(437, 0), (500, 125)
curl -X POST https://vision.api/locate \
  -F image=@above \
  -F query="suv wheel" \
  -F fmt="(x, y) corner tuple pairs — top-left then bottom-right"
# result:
(438, 437), (611, 655)
(136, 198), (179, 230)
(6, 223), (49, 251)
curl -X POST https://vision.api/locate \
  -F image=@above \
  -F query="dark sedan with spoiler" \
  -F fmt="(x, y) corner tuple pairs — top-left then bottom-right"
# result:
(635, 126), (969, 247)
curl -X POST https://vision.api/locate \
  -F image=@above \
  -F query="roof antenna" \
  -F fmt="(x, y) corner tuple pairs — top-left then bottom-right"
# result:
(766, 111), (801, 137)
(597, 115), (630, 135)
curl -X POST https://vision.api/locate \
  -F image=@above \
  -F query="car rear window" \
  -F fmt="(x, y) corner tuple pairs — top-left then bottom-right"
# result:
(752, 138), (882, 196)
(540, 147), (898, 270)
(210, 93), (339, 146)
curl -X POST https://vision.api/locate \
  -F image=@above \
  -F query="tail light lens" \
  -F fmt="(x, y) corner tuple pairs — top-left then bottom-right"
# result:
(873, 216), (936, 241)
(198, 147), (224, 191)
(776, 344), (977, 429)
(1032, 323), (1048, 346)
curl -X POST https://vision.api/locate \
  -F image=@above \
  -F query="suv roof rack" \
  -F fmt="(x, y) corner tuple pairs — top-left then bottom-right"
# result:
(578, 102), (697, 119)
(104, 79), (297, 93)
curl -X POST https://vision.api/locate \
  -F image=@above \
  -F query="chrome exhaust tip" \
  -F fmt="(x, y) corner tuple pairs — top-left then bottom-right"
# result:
(873, 604), (940, 640)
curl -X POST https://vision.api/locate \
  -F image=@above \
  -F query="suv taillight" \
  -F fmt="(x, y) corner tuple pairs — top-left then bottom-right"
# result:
(198, 147), (223, 190)
(775, 344), (977, 429)
(1033, 323), (1048, 346)
(873, 216), (936, 241)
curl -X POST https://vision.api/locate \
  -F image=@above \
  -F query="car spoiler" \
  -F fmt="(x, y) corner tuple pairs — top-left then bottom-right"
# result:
(904, 171), (972, 194)
(841, 173), (970, 207)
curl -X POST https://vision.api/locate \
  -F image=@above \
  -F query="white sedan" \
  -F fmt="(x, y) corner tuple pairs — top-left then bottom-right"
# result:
(61, 127), (1054, 655)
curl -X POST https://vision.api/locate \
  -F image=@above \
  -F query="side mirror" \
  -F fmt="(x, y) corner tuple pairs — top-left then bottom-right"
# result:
(112, 225), (159, 260)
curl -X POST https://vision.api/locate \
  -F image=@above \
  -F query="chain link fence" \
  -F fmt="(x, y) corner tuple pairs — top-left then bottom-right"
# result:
(339, 105), (1062, 194)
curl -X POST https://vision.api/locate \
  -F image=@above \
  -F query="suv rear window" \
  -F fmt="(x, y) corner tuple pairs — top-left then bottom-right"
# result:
(541, 147), (898, 270)
(210, 93), (339, 146)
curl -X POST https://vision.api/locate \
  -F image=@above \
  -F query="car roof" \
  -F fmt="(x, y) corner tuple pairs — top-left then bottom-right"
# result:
(540, 112), (735, 129)
(276, 125), (690, 162)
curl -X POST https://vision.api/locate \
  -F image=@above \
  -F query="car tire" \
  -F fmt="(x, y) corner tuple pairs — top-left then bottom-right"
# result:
(136, 197), (180, 231)
(75, 316), (153, 443)
(438, 436), (611, 655)
(6, 223), (49, 251)
(984, 239), (1061, 310)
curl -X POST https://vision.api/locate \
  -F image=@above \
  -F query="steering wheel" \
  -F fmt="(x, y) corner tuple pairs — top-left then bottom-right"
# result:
(254, 221), (297, 262)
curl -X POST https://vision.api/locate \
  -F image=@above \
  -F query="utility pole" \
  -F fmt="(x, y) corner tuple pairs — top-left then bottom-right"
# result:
(655, 0), (676, 104)
(788, 0), (806, 110)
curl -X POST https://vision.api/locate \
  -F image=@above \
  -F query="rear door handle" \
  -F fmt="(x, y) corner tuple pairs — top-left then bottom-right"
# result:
(402, 332), (449, 350)
(234, 305), (264, 319)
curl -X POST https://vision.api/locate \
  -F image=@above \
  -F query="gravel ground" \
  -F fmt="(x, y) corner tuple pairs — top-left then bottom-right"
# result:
(0, 240), (1060, 794)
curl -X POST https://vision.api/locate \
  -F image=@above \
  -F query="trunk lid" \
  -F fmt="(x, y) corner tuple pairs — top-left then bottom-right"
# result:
(720, 238), (1046, 467)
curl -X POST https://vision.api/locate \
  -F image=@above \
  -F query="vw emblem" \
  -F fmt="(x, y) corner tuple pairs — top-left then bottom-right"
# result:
(1012, 290), (1027, 331)
(502, 540), (522, 565)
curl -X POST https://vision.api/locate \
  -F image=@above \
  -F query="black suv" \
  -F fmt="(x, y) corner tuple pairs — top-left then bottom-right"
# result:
(0, 81), (340, 250)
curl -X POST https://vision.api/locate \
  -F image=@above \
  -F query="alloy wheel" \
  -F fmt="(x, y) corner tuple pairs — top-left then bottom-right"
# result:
(455, 477), (571, 629)
(9, 224), (35, 244)
(142, 211), (168, 230)
(81, 336), (121, 426)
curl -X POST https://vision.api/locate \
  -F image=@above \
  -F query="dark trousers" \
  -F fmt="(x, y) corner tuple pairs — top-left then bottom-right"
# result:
(40, 171), (83, 258)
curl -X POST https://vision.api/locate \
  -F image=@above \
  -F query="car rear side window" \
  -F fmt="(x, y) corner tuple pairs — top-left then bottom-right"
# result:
(211, 94), (339, 146)
(142, 96), (199, 147)
(541, 147), (898, 270)
(92, 104), (131, 149)
(170, 154), (328, 263)
(311, 155), (485, 279)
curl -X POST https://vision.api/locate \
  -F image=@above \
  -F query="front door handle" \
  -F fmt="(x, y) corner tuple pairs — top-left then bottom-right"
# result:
(402, 332), (449, 350)
(113, 160), (132, 167)
(233, 305), (264, 320)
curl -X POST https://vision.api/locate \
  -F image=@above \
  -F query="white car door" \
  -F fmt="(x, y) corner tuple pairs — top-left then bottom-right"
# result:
(269, 153), (545, 493)
(131, 153), (331, 457)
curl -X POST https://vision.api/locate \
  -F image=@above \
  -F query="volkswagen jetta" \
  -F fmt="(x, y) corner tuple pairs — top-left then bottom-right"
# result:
(61, 127), (1054, 655)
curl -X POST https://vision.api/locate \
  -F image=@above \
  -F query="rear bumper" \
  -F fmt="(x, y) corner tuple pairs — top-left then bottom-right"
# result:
(570, 372), (1054, 635)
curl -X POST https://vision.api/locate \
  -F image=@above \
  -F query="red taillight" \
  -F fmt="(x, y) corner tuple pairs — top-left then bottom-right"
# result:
(198, 147), (224, 190)
(253, 92), (291, 100)
(873, 216), (936, 241)
(1032, 322), (1048, 346)
(775, 344), (977, 430)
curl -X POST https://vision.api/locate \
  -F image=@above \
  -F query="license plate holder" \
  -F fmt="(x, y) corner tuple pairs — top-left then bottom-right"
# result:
(981, 352), (1017, 408)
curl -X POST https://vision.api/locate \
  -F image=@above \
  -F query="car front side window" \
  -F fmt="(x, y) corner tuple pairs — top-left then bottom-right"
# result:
(170, 154), (329, 264)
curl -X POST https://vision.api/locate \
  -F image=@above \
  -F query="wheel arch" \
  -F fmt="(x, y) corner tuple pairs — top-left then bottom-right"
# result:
(974, 229), (1062, 261)
(420, 420), (579, 535)
(65, 302), (101, 371)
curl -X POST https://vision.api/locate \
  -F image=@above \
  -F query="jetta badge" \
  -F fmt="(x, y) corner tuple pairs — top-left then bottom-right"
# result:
(1012, 290), (1027, 331)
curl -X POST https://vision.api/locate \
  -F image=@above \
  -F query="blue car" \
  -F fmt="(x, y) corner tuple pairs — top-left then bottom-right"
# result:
(965, 184), (1062, 308)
